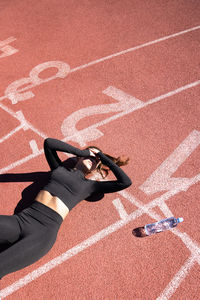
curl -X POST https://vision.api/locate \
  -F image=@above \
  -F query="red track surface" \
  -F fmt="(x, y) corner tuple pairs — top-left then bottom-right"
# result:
(0, 1), (200, 299)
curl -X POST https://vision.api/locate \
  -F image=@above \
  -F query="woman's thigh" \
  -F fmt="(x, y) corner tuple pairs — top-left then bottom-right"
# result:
(0, 215), (21, 246)
(0, 202), (62, 279)
(0, 228), (58, 279)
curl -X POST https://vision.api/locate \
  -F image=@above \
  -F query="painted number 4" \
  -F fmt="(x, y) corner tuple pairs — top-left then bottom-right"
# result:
(140, 130), (200, 194)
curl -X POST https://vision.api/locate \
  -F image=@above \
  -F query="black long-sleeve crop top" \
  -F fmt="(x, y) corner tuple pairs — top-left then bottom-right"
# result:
(42, 138), (132, 211)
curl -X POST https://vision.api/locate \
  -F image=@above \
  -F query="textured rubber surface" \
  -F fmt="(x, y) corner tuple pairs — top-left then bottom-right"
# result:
(0, 1), (200, 299)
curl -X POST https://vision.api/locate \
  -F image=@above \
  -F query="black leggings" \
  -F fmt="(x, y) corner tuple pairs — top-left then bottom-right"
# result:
(0, 138), (70, 280)
(0, 201), (63, 280)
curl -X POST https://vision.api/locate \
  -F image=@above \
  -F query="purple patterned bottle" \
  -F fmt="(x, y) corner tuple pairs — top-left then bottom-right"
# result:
(145, 217), (184, 236)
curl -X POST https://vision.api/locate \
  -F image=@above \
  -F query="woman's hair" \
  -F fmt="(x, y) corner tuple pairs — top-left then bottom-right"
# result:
(84, 145), (130, 179)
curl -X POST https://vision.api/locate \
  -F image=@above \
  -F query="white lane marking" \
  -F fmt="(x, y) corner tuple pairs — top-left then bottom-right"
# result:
(112, 198), (129, 220)
(147, 80), (200, 105)
(0, 125), (22, 144)
(140, 130), (200, 194)
(0, 37), (16, 48)
(61, 80), (200, 148)
(0, 150), (44, 174)
(0, 37), (18, 59)
(0, 29), (199, 162)
(118, 190), (200, 300)
(15, 111), (29, 131)
(4, 61), (70, 104)
(158, 201), (174, 218)
(0, 107), (47, 154)
(103, 86), (143, 107)
(0, 25), (199, 297)
(0, 25), (199, 103)
(156, 255), (197, 300)
(0, 205), (145, 298)
(29, 140), (40, 155)
(0, 29), (199, 154)
(172, 229), (200, 265)
(70, 25), (200, 73)
(1, 187), (200, 298)
(61, 86), (143, 146)
(119, 189), (200, 259)
(0, 78), (199, 174)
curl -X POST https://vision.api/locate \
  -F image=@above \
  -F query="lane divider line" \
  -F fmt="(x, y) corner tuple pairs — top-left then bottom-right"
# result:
(0, 79), (199, 174)
(0, 25), (199, 104)
(1, 187), (200, 298)
(70, 25), (200, 73)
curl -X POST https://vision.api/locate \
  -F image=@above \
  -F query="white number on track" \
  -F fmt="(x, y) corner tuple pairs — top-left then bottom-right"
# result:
(0, 37), (18, 59)
(4, 61), (70, 104)
(140, 130), (200, 194)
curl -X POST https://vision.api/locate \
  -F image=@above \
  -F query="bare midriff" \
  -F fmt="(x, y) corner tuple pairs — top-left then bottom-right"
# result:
(35, 190), (69, 221)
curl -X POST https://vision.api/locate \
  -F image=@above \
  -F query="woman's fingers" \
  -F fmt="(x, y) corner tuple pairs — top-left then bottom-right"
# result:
(90, 148), (100, 154)
(89, 149), (96, 157)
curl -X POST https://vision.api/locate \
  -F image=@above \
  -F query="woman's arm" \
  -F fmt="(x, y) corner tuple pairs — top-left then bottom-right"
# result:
(44, 138), (90, 170)
(94, 152), (132, 193)
(0, 172), (48, 182)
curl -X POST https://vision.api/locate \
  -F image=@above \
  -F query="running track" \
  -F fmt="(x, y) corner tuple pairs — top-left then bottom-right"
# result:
(0, 1), (200, 299)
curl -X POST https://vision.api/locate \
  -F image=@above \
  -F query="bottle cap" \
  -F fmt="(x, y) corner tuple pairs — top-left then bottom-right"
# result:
(177, 217), (184, 223)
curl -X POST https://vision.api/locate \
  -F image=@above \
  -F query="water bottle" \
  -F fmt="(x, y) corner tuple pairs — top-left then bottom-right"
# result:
(144, 217), (184, 236)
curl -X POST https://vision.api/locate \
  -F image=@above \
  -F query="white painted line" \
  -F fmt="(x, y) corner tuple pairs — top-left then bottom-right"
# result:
(119, 189), (200, 259)
(0, 25), (199, 103)
(170, 228), (200, 264)
(156, 255), (197, 300)
(112, 198), (129, 220)
(79, 80), (200, 140)
(0, 102), (47, 144)
(61, 86), (143, 147)
(158, 201), (174, 218)
(15, 111), (29, 131)
(140, 130), (200, 194)
(0, 37), (16, 48)
(147, 80), (200, 105)
(0, 28), (199, 161)
(119, 190), (200, 298)
(0, 150), (44, 174)
(0, 206), (145, 298)
(138, 175), (200, 216)
(0, 125), (22, 144)
(1, 80), (199, 174)
(0, 27), (198, 160)
(0, 37), (18, 58)
(0, 25), (200, 298)
(103, 86), (143, 107)
(0, 102), (21, 120)
(29, 140), (40, 155)
(4, 61), (70, 105)
(70, 25), (200, 73)
(1, 187), (200, 298)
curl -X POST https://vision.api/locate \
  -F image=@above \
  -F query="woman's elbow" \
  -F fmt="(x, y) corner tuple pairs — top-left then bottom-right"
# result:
(124, 179), (132, 188)
(44, 138), (48, 144)
(44, 138), (51, 147)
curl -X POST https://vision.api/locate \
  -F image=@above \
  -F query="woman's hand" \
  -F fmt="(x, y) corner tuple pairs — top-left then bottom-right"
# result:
(89, 148), (100, 157)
